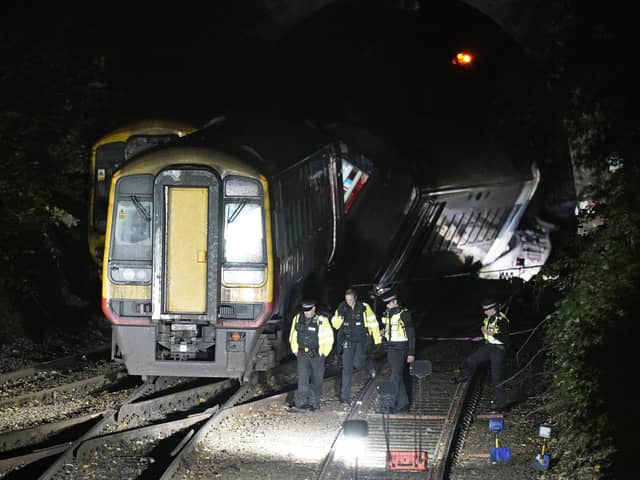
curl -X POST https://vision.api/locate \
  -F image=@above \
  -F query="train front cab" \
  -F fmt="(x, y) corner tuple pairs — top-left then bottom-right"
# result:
(89, 120), (196, 272)
(102, 148), (273, 379)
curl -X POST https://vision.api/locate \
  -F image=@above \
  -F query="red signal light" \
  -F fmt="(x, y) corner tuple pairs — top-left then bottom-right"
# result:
(452, 51), (474, 66)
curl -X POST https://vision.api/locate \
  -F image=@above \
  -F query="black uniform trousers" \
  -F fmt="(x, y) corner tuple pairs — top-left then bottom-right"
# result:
(461, 343), (507, 407)
(386, 342), (410, 412)
(340, 340), (375, 402)
(296, 353), (325, 409)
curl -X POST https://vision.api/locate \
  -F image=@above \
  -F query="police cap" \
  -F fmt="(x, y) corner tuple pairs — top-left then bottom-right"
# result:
(481, 298), (498, 310)
(301, 300), (316, 311)
(381, 292), (398, 304)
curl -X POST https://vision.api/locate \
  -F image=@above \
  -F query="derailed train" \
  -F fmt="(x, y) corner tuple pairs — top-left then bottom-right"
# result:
(89, 119), (196, 271)
(101, 116), (541, 380)
(100, 2), (556, 380)
(102, 118), (368, 379)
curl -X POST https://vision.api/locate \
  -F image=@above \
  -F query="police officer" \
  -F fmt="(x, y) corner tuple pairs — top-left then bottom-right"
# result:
(331, 288), (382, 405)
(455, 298), (511, 410)
(380, 291), (415, 413)
(289, 300), (334, 412)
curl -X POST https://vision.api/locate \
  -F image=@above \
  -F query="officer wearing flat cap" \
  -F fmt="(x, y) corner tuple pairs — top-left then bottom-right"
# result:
(454, 298), (511, 410)
(289, 300), (334, 412)
(380, 291), (415, 413)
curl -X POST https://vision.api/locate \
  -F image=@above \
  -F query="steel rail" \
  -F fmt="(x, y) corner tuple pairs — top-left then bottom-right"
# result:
(0, 346), (111, 384)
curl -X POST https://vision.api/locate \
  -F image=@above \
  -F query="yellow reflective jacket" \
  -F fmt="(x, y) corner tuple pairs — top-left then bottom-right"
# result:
(382, 308), (409, 342)
(331, 301), (382, 345)
(482, 312), (510, 346)
(289, 312), (334, 357)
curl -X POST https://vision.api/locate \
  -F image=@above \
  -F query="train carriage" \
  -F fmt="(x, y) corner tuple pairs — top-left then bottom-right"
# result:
(102, 118), (372, 379)
(89, 119), (196, 271)
(324, 123), (541, 297)
(101, 115), (543, 380)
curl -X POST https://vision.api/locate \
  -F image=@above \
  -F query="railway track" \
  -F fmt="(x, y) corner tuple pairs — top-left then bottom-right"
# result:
(150, 341), (488, 480)
(1, 375), (240, 479)
(315, 344), (484, 480)
(0, 355), (312, 479)
(0, 275), (511, 479)
(0, 344), (492, 479)
(0, 346), (111, 385)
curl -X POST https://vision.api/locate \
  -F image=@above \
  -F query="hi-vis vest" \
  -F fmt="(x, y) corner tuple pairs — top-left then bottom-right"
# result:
(331, 301), (382, 344)
(483, 312), (509, 345)
(382, 308), (409, 342)
(289, 313), (334, 357)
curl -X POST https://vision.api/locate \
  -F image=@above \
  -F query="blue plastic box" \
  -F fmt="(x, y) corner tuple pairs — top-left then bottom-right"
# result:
(533, 453), (551, 470)
(489, 417), (504, 432)
(490, 447), (511, 463)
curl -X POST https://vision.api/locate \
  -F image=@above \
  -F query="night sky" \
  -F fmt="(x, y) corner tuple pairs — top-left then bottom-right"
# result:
(3, 1), (534, 129)
(3, 2), (261, 122)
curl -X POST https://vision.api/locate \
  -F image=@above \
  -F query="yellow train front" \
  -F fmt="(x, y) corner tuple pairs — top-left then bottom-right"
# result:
(101, 119), (345, 379)
(89, 119), (197, 273)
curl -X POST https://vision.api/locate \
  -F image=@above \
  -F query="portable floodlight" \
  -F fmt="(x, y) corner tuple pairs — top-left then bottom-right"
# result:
(343, 420), (368, 456)
(489, 417), (504, 433)
(533, 424), (552, 470)
(342, 420), (369, 480)
(489, 417), (510, 464)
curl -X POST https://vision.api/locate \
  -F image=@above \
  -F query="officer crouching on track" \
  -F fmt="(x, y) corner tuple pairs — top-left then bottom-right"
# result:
(454, 298), (511, 411)
(289, 300), (334, 412)
(331, 288), (382, 405)
(380, 291), (415, 413)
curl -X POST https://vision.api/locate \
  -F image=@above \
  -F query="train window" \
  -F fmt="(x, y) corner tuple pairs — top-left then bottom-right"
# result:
(124, 134), (177, 160)
(225, 177), (261, 197)
(477, 208), (504, 242)
(112, 196), (153, 260)
(342, 158), (369, 214)
(271, 144), (338, 260)
(302, 180), (312, 236)
(111, 175), (154, 262)
(296, 190), (304, 242)
(224, 202), (264, 263)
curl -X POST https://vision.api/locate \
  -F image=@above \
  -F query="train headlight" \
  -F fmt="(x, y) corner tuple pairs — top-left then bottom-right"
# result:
(222, 267), (265, 285)
(135, 269), (148, 280)
(110, 265), (152, 284)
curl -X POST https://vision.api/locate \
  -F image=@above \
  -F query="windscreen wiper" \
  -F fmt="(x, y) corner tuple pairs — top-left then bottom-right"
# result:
(228, 199), (247, 223)
(131, 195), (151, 222)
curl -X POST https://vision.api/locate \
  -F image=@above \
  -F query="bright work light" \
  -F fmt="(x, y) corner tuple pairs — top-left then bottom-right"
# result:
(341, 419), (368, 478)
(343, 419), (368, 455)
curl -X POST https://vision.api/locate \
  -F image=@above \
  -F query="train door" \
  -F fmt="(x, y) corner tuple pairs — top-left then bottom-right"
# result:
(152, 169), (220, 361)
